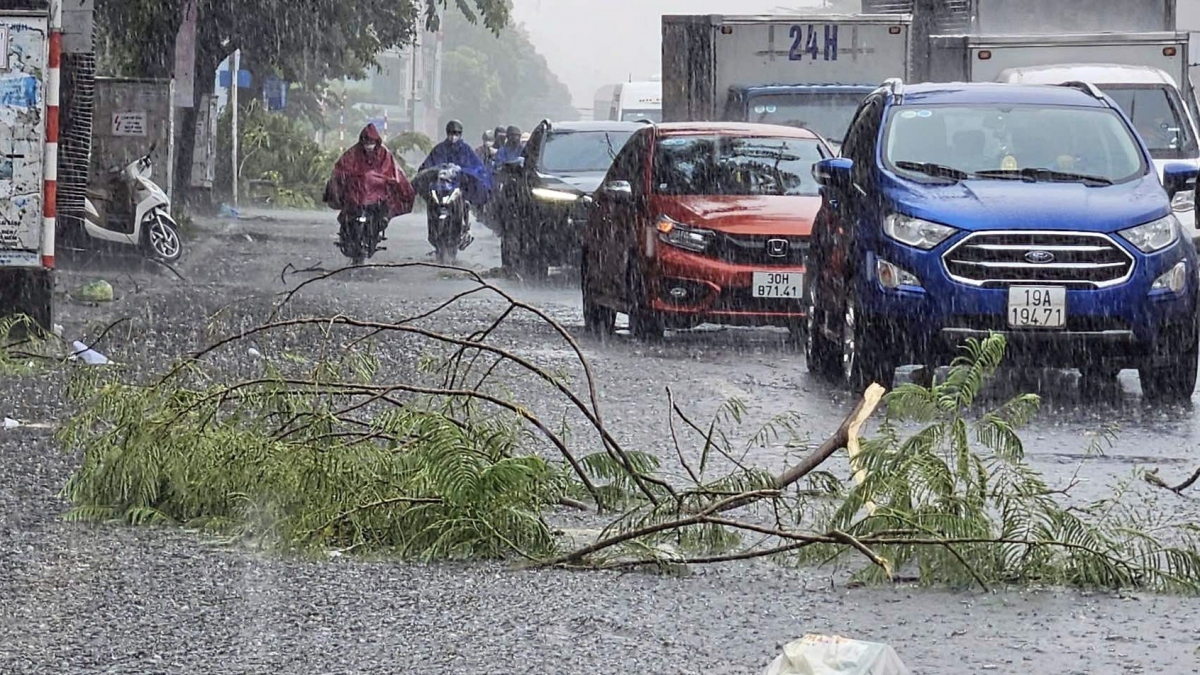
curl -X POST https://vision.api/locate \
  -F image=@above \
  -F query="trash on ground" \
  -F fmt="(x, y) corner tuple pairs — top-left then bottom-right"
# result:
(3, 417), (18, 430)
(248, 347), (262, 358)
(75, 280), (114, 303)
(764, 634), (910, 675)
(219, 203), (243, 219)
(70, 341), (111, 365)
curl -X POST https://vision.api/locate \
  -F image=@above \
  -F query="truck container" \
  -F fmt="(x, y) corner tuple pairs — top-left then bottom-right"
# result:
(662, 13), (913, 148)
(0, 1), (60, 331)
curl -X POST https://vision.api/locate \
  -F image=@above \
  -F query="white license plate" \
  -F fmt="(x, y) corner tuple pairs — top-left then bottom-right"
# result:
(1007, 286), (1066, 328)
(752, 271), (803, 299)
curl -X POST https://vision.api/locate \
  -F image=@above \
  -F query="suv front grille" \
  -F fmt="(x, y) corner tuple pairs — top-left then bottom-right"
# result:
(710, 233), (809, 266)
(942, 231), (1134, 289)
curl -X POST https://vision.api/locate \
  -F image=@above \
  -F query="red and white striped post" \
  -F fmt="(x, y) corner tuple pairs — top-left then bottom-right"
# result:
(41, 0), (62, 270)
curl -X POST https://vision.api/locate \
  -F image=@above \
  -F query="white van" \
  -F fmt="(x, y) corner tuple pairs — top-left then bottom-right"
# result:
(609, 80), (662, 123)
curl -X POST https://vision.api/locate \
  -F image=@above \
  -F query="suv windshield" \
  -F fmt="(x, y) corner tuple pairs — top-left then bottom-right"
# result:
(653, 134), (829, 197)
(743, 92), (867, 143)
(538, 129), (634, 173)
(1097, 84), (1197, 160)
(883, 103), (1147, 184)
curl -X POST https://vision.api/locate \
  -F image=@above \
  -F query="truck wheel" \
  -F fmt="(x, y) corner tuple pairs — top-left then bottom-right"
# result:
(627, 260), (662, 341)
(1139, 335), (1198, 404)
(804, 282), (840, 378)
(580, 251), (614, 336)
(841, 286), (896, 392)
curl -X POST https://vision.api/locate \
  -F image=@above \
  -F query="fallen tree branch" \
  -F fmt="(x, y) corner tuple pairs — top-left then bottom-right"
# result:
(705, 383), (886, 514)
(1145, 466), (1200, 494)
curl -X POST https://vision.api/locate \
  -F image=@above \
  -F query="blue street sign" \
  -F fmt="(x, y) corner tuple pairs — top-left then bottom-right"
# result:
(218, 69), (252, 89)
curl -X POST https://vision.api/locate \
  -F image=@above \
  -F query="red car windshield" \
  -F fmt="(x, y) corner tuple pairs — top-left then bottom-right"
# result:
(652, 134), (827, 197)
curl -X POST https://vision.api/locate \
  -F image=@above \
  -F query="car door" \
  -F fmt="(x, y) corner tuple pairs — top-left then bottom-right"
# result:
(823, 94), (884, 304)
(588, 128), (649, 305)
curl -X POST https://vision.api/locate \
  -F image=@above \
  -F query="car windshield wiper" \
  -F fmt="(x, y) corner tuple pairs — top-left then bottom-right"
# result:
(974, 167), (1113, 186)
(893, 161), (971, 181)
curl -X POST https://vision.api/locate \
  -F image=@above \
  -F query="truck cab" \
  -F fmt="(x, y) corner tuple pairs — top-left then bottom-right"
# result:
(725, 84), (879, 153)
(994, 64), (1200, 241)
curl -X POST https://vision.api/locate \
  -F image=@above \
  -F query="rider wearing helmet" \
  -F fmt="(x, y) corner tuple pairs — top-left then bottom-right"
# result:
(418, 120), (492, 249)
(475, 129), (495, 165)
(493, 125), (526, 168)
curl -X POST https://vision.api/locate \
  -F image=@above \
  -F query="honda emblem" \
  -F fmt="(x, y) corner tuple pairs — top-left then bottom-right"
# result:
(766, 238), (789, 258)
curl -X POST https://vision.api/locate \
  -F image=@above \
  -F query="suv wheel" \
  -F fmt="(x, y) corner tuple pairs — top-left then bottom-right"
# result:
(581, 251), (615, 336)
(805, 282), (840, 378)
(841, 286), (896, 392)
(627, 259), (663, 341)
(1139, 332), (1199, 404)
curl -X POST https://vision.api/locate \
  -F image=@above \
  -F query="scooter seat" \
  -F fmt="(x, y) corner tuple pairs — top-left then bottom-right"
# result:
(86, 187), (112, 202)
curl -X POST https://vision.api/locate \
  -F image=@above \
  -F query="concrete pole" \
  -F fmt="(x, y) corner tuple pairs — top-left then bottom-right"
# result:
(231, 48), (240, 207)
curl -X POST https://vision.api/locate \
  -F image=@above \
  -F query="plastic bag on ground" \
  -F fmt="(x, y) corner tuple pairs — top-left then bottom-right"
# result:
(764, 634), (911, 675)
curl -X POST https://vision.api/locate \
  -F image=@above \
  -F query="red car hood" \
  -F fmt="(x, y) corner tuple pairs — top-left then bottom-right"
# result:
(653, 195), (821, 236)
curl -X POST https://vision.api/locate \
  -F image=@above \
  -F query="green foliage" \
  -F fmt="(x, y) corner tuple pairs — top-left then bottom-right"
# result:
(215, 99), (340, 207)
(797, 334), (1200, 592)
(439, 11), (579, 134)
(388, 131), (436, 175)
(58, 342), (564, 560)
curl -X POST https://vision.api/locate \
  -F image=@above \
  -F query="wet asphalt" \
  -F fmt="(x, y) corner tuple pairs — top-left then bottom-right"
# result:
(2, 207), (1199, 674)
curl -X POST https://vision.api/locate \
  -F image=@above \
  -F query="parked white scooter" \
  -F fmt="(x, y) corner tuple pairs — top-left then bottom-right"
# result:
(83, 143), (183, 263)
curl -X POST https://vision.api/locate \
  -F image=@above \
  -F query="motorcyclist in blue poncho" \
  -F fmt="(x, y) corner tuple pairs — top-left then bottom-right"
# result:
(417, 119), (492, 250)
(492, 125), (525, 171)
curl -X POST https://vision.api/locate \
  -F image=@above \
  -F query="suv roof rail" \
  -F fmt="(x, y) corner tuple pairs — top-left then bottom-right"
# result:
(881, 77), (905, 101)
(1056, 80), (1105, 100)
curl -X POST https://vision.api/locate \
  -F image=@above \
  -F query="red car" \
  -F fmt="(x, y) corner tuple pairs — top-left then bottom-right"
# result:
(580, 122), (834, 340)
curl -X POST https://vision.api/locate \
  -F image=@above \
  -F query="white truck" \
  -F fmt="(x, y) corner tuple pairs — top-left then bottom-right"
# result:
(0, 2), (58, 330)
(608, 79), (662, 122)
(592, 84), (617, 121)
(920, 31), (1200, 241)
(661, 13), (913, 149)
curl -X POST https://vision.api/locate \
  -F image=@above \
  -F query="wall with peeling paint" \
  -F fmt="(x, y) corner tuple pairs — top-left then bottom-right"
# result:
(0, 14), (46, 263)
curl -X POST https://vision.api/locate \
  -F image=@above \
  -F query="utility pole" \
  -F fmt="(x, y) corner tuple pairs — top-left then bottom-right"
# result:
(230, 48), (240, 208)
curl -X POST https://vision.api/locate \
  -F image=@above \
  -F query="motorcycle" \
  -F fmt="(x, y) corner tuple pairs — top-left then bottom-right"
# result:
(82, 143), (183, 263)
(415, 163), (470, 264)
(336, 203), (389, 266)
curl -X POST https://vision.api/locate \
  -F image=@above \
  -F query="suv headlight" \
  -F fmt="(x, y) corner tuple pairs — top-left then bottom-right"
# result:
(883, 213), (957, 250)
(1119, 214), (1179, 253)
(656, 216), (714, 253)
(531, 187), (580, 202)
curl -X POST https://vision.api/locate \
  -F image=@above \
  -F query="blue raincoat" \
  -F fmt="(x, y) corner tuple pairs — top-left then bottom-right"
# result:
(419, 139), (492, 206)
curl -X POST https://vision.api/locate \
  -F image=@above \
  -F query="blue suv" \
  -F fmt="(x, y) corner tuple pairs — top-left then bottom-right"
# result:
(805, 79), (1200, 402)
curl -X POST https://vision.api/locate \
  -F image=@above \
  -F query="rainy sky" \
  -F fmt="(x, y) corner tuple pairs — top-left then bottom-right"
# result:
(511, 0), (1200, 111)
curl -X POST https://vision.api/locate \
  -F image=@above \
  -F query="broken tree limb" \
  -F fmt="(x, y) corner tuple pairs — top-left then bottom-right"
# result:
(710, 383), (886, 514)
(1145, 465), (1200, 494)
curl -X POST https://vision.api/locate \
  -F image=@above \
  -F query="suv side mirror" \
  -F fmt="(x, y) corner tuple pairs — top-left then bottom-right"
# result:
(1161, 162), (1197, 200)
(600, 179), (633, 202)
(813, 157), (853, 188)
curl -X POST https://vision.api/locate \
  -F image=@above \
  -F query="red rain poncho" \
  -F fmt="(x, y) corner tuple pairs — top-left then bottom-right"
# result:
(323, 124), (415, 217)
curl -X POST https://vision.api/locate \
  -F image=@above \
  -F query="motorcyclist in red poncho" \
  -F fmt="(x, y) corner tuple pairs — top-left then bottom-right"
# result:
(323, 124), (415, 250)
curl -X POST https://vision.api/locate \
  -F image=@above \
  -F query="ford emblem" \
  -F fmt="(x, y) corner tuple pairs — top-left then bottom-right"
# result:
(1024, 250), (1055, 264)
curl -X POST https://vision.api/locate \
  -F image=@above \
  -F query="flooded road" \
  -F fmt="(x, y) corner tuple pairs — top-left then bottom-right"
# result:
(2, 208), (1199, 674)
